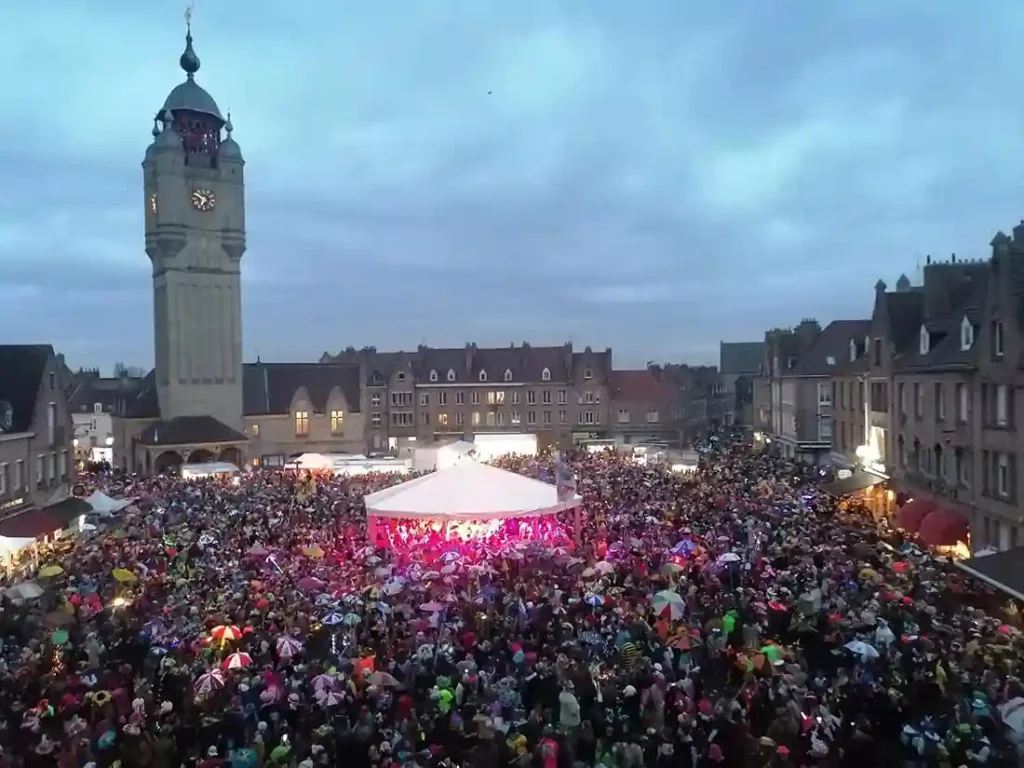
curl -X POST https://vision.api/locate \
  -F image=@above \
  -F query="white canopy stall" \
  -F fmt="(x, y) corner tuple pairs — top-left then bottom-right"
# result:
(364, 460), (583, 541)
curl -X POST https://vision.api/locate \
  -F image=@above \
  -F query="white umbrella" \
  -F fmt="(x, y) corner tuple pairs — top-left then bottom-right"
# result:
(276, 636), (303, 659)
(5, 581), (44, 600)
(594, 561), (615, 574)
(194, 669), (225, 695)
(716, 553), (741, 564)
(843, 640), (879, 661)
(652, 589), (686, 620)
(321, 690), (344, 707)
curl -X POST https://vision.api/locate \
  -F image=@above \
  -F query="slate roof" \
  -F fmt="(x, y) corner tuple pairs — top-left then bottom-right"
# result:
(120, 371), (160, 419)
(793, 320), (872, 376)
(68, 375), (143, 414)
(719, 342), (764, 375)
(609, 370), (677, 403)
(0, 345), (52, 433)
(137, 416), (247, 446)
(242, 362), (362, 415)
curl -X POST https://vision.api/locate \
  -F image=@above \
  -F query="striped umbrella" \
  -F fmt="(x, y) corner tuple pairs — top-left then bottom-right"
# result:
(194, 669), (225, 695)
(210, 625), (243, 646)
(221, 651), (253, 670)
(276, 636), (303, 659)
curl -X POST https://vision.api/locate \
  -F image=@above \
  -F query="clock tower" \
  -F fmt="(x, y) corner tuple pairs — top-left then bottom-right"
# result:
(143, 22), (245, 429)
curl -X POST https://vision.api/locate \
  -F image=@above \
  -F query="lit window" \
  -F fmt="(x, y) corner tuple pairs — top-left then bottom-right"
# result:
(330, 410), (344, 435)
(250, 423), (260, 436)
(472, 411), (481, 426)
(541, 367), (551, 381)
(294, 411), (309, 436)
(438, 413), (448, 426)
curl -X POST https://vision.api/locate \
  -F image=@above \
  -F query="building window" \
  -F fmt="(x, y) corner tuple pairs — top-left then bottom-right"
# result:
(438, 392), (447, 406)
(543, 410), (552, 424)
(527, 411), (536, 425)
(997, 453), (1010, 496)
(478, 370), (488, 382)
(396, 372), (406, 382)
(957, 383), (968, 423)
(0, 464), (6, 496)
(617, 408), (630, 423)
(421, 411), (430, 425)
(511, 391), (520, 404)
(49, 372), (55, 390)
(456, 413), (465, 426)
(646, 409), (659, 423)
(584, 365), (593, 380)
(914, 384), (923, 418)
(898, 383), (906, 418)
(93, 402), (102, 414)
(919, 326), (929, 355)
(511, 411), (521, 425)
(35, 455), (44, 487)
(873, 338), (882, 366)
(996, 385), (1009, 426)
(371, 371), (383, 384)
(542, 390), (552, 404)
(438, 413), (448, 426)
(471, 391), (480, 405)
(372, 393), (381, 407)
(993, 320), (1005, 357)
(429, 369), (438, 382)
(456, 392), (465, 405)
(486, 412), (495, 427)
(330, 410), (344, 435)
(487, 391), (505, 405)
(294, 411), (309, 436)
(371, 413), (381, 426)
(504, 369), (513, 382)
(420, 392), (430, 407)
(558, 410), (567, 424)
(47, 453), (56, 482)
(934, 383), (945, 421)
(557, 389), (567, 404)
(14, 460), (22, 490)
(250, 423), (260, 436)
(541, 368), (551, 381)
(59, 450), (68, 479)
(472, 412), (481, 426)
(390, 412), (414, 426)
(960, 316), (974, 351)
(447, 369), (456, 382)
(526, 390), (536, 405)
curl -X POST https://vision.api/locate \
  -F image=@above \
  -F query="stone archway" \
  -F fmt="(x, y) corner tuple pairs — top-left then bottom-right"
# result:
(154, 450), (184, 474)
(219, 446), (242, 466)
(188, 448), (216, 463)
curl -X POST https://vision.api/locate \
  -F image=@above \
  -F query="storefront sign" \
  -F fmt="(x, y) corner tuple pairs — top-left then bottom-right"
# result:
(0, 496), (26, 512)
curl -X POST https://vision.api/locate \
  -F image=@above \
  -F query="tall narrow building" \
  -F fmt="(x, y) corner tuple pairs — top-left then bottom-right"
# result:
(112, 22), (248, 473)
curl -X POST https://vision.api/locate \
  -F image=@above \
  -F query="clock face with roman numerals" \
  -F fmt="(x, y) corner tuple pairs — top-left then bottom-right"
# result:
(191, 188), (216, 212)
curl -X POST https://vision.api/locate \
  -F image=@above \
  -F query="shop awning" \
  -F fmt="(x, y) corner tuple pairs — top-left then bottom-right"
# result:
(917, 508), (970, 548)
(0, 497), (91, 539)
(956, 547), (1024, 602)
(896, 498), (935, 533)
(819, 471), (884, 497)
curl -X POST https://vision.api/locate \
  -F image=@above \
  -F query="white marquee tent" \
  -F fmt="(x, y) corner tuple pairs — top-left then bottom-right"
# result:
(364, 460), (582, 520)
(86, 491), (133, 516)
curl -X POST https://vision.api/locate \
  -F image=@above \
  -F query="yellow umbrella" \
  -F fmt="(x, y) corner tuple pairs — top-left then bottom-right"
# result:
(303, 546), (325, 559)
(38, 564), (64, 578)
(112, 568), (137, 583)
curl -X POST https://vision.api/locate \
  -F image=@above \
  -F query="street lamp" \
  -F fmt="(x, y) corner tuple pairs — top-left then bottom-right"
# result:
(105, 436), (114, 447)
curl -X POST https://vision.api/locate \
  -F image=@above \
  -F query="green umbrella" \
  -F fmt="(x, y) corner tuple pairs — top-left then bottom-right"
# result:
(52, 630), (69, 646)
(269, 745), (291, 763)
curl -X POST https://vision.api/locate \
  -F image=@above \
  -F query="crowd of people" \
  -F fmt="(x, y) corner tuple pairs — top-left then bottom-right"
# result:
(0, 442), (1021, 768)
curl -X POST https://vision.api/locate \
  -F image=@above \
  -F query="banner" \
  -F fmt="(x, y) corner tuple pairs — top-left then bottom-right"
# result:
(553, 452), (577, 502)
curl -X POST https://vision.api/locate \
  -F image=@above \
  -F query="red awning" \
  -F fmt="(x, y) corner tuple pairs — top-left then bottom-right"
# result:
(897, 498), (935, 533)
(0, 510), (62, 539)
(918, 508), (970, 548)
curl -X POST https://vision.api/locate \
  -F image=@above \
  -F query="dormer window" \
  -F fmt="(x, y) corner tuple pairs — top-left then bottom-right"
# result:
(849, 338), (857, 362)
(371, 371), (383, 384)
(584, 365), (593, 380)
(429, 369), (439, 382)
(959, 316), (974, 351)
(396, 372), (406, 382)
(919, 325), (930, 355)
(541, 367), (551, 381)
(478, 370), (487, 382)
(503, 369), (513, 382)
(447, 369), (456, 382)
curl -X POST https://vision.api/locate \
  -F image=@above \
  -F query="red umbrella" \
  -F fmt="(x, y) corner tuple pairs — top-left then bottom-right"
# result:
(221, 652), (253, 670)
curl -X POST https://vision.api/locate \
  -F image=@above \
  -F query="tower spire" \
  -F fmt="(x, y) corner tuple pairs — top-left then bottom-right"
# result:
(179, 4), (200, 78)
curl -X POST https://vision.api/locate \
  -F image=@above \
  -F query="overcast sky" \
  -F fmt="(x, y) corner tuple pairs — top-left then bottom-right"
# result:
(4, 1), (1024, 373)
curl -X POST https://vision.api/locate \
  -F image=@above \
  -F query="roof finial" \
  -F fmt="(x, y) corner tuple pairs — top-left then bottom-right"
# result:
(225, 109), (233, 134)
(180, 3), (200, 77)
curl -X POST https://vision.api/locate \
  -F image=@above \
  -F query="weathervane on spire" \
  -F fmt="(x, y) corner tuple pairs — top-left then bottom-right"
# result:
(185, 2), (195, 30)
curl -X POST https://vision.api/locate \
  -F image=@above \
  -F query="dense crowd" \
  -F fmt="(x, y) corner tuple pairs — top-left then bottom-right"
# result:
(0, 443), (1021, 768)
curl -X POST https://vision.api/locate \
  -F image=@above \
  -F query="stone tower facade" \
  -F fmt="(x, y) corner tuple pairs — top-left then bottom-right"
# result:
(142, 25), (245, 430)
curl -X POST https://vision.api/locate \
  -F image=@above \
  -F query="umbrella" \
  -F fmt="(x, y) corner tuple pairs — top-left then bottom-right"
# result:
(343, 613), (361, 627)
(303, 546), (325, 559)
(194, 669), (226, 694)
(716, 553), (741, 564)
(368, 671), (399, 687)
(420, 601), (444, 612)
(38, 564), (64, 578)
(111, 568), (137, 583)
(321, 612), (344, 626)
(276, 636), (303, 659)
(594, 561), (615, 574)
(311, 673), (337, 692)
(296, 576), (324, 590)
(246, 544), (269, 557)
(584, 594), (603, 607)
(211, 625), (243, 645)
(6, 581), (44, 600)
(653, 590), (686, 620)
(383, 579), (405, 596)
(221, 652), (253, 670)
(51, 629), (69, 646)
(843, 640), (879, 661)
(321, 690), (344, 707)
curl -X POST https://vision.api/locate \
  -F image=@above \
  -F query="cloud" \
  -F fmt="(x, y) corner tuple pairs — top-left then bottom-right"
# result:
(2, 1), (1024, 371)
